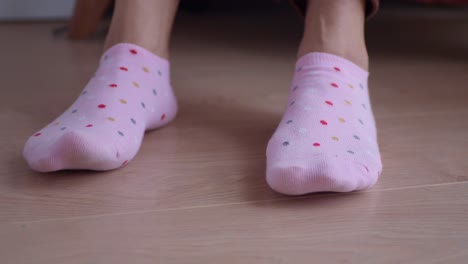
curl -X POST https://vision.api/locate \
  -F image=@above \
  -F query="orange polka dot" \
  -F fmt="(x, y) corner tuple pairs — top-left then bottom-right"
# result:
(132, 81), (140, 88)
(108, 117), (115, 122)
(142, 67), (149, 73)
(339, 118), (346, 123)
(120, 99), (127, 104)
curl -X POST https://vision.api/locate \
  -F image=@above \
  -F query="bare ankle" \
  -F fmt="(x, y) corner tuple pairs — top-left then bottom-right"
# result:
(297, 41), (369, 70)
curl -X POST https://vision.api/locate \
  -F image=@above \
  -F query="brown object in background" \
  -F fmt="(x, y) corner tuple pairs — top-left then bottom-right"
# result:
(68, 0), (113, 39)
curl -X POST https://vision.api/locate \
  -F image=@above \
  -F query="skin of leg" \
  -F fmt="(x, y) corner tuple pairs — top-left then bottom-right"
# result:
(104, 0), (180, 58)
(297, 0), (369, 70)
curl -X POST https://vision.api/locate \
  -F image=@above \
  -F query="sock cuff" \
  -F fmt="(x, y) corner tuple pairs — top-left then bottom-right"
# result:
(100, 43), (170, 68)
(296, 52), (369, 80)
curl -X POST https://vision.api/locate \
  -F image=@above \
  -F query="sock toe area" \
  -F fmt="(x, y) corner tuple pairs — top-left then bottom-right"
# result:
(24, 130), (125, 172)
(266, 155), (378, 195)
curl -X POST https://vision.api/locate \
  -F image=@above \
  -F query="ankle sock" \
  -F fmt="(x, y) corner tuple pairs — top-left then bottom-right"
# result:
(266, 52), (382, 195)
(23, 43), (177, 172)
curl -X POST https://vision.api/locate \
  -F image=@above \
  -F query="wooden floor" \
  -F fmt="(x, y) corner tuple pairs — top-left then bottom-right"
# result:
(1, 7), (468, 264)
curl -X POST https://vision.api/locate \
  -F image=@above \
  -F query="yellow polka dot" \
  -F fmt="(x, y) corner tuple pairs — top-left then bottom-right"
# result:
(339, 117), (346, 123)
(132, 81), (140, 88)
(142, 67), (149, 73)
(108, 117), (115, 122)
(120, 99), (127, 104)
(53, 122), (60, 126)
(332, 136), (339, 141)
(348, 84), (354, 89)
(345, 100), (352, 106)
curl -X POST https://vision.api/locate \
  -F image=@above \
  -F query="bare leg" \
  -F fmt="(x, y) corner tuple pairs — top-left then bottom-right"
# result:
(105, 0), (180, 58)
(298, 0), (368, 70)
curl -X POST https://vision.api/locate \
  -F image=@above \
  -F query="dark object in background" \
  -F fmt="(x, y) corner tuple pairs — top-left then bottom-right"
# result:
(415, 0), (468, 4)
(67, 0), (468, 40)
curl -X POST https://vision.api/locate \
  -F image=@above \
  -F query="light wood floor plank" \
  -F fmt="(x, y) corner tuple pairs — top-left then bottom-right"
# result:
(1, 182), (467, 264)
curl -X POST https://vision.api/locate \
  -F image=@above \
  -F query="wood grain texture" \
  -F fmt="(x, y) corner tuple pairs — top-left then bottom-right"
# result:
(0, 6), (467, 263)
(1, 183), (467, 264)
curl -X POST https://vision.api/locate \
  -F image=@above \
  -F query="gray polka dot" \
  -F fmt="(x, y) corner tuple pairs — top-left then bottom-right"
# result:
(293, 85), (298, 91)
(296, 67), (302, 72)
(157, 70), (162, 76)
(286, 120), (293, 124)
(347, 150), (355, 154)
(353, 135), (361, 140)
(104, 55), (108, 60)
(289, 101), (295, 106)
(118, 131), (125, 137)
(81, 91), (87, 95)
(71, 109), (78, 114)
(130, 118), (136, 124)
(358, 119), (364, 125)
(60, 127), (67, 131)
(141, 102), (146, 108)
(362, 104), (367, 109)
(282, 141), (289, 146)
(152, 89), (157, 95)
(360, 83), (364, 90)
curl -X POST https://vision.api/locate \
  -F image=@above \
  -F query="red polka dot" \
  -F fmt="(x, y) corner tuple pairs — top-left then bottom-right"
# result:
(34, 133), (41, 137)
(313, 143), (321, 147)
(129, 49), (137, 55)
(122, 160), (128, 166)
(86, 124), (93, 127)
(331, 83), (339, 88)
(109, 83), (118, 88)
(334, 67), (341, 72)
(98, 104), (106, 108)
(325, 100), (333, 106)
(161, 114), (166, 121)
(320, 120), (328, 125)
(119, 67), (128, 71)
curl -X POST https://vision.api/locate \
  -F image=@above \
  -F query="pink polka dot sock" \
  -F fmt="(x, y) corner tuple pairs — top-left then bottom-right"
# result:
(266, 52), (383, 195)
(23, 43), (178, 172)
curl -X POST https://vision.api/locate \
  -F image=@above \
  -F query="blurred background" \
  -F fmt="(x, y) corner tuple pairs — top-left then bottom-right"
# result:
(1, 0), (468, 21)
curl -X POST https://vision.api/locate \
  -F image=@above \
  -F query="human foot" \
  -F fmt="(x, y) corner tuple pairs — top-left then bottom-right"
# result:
(266, 52), (382, 195)
(23, 43), (177, 172)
